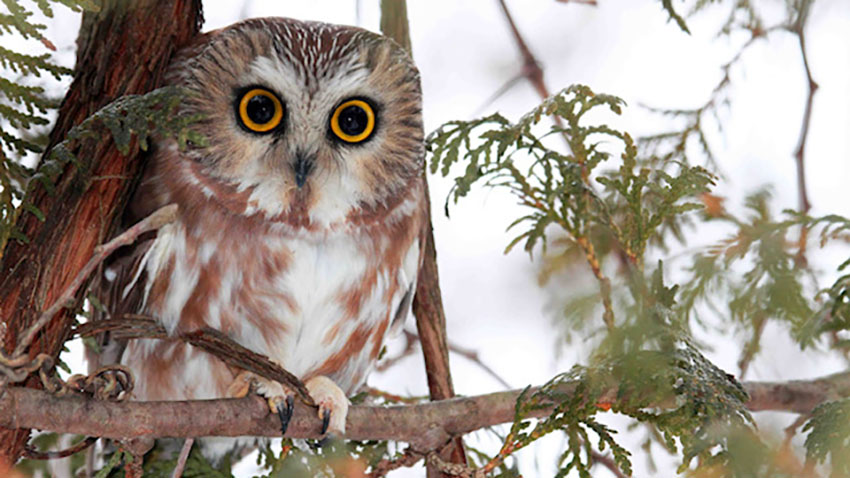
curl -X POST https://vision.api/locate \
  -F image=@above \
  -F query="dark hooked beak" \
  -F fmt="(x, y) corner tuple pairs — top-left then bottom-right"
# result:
(293, 152), (315, 188)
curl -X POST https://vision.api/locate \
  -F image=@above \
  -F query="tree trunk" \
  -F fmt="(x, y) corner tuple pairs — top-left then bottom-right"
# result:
(0, 0), (202, 469)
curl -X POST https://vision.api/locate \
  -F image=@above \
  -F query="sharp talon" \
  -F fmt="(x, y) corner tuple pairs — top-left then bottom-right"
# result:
(276, 395), (295, 436)
(320, 408), (330, 436)
(317, 434), (334, 448)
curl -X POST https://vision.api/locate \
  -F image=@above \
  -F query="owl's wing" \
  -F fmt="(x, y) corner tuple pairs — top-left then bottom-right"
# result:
(387, 230), (424, 339)
(87, 165), (166, 373)
(86, 236), (155, 373)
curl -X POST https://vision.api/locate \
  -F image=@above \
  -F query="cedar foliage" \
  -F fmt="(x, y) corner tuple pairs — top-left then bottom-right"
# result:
(0, 0), (97, 250)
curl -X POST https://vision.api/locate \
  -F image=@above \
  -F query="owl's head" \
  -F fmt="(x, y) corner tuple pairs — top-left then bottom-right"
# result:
(159, 17), (424, 229)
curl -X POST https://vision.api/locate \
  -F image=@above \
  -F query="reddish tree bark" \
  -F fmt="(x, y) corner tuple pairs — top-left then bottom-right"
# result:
(0, 0), (202, 468)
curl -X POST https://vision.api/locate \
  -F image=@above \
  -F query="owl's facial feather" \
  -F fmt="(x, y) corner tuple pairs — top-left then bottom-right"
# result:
(161, 17), (423, 229)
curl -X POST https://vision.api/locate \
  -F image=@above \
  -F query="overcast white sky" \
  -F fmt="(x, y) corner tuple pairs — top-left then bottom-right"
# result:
(6, 0), (850, 476)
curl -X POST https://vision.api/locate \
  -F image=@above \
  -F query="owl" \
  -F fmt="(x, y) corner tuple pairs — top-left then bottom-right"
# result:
(93, 16), (426, 452)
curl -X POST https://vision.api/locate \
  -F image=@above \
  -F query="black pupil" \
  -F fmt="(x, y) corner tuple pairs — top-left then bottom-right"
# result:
(246, 94), (276, 124)
(339, 105), (368, 136)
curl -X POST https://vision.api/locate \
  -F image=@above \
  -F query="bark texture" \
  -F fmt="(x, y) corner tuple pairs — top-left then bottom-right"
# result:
(0, 0), (202, 467)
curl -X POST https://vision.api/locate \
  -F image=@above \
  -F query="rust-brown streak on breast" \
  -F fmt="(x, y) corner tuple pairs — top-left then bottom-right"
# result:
(133, 340), (236, 400)
(148, 151), (299, 339)
(184, 161), (254, 216)
(310, 324), (374, 379)
(336, 267), (379, 321)
(332, 185), (426, 354)
(136, 342), (182, 400)
(369, 317), (390, 360)
(146, 255), (175, 313)
(177, 253), (220, 333)
(241, 245), (297, 339)
(268, 185), (318, 230)
(322, 320), (345, 347)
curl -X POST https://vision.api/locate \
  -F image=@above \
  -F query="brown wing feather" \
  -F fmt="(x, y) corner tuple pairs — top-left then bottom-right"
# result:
(86, 156), (166, 373)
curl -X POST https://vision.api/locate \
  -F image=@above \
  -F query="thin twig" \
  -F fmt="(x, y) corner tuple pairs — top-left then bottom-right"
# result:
(492, 27), (616, 331)
(171, 438), (194, 478)
(442, 336), (512, 390)
(73, 316), (314, 406)
(783, 413), (809, 449)
(496, 0), (550, 101)
(738, 312), (766, 379)
(23, 436), (98, 460)
(379, 331), (512, 390)
(12, 204), (178, 358)
(575, 236), (615, 330)
(590, 449), (627, 478)
(367, 447), (424, 478)
(789, 2), (817, 264)
(473, 73), (525, 116)
(375, 330), (419, 372)
(493, 0), (577, 156)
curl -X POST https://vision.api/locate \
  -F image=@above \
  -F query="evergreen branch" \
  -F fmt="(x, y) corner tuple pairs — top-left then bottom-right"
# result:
(0, 46), (71, 78)
(660, 0), (690, 34)
(0, 77), (55, 112)
(0, 103), (50, 129)
(0, 127), (42, 155)
(0, 1), (46, 40)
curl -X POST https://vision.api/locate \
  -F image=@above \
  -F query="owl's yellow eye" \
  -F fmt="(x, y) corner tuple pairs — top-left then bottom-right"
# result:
(330, 99), (375, 143)
(237, 88), (284, 133)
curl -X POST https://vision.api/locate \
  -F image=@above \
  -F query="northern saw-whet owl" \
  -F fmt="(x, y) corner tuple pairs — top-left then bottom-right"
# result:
(94, 17), (426, 455)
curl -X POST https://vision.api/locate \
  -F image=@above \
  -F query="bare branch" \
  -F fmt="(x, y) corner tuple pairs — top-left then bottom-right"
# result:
(171, 438), (193, 478)
(73, 316), (314, 406)
(738, 312), (766, 378)
(496, 0), (550, 101)
(378, 331), (512, 390)
(367, 447), (424, 478)
(590, 449), (628, 478)
(1, 372), (848, 453)
(789, 1), (817, 263)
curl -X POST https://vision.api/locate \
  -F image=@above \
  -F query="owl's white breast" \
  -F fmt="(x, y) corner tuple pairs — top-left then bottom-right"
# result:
(125, 197), (421, 398)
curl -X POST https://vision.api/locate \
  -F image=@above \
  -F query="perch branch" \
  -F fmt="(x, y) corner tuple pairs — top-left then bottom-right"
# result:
(1, 371), (848, 452)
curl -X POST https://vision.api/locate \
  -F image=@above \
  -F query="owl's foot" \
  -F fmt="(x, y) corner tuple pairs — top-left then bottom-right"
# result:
(226, 371), (296, 436)
(305, 375), (349, 437)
